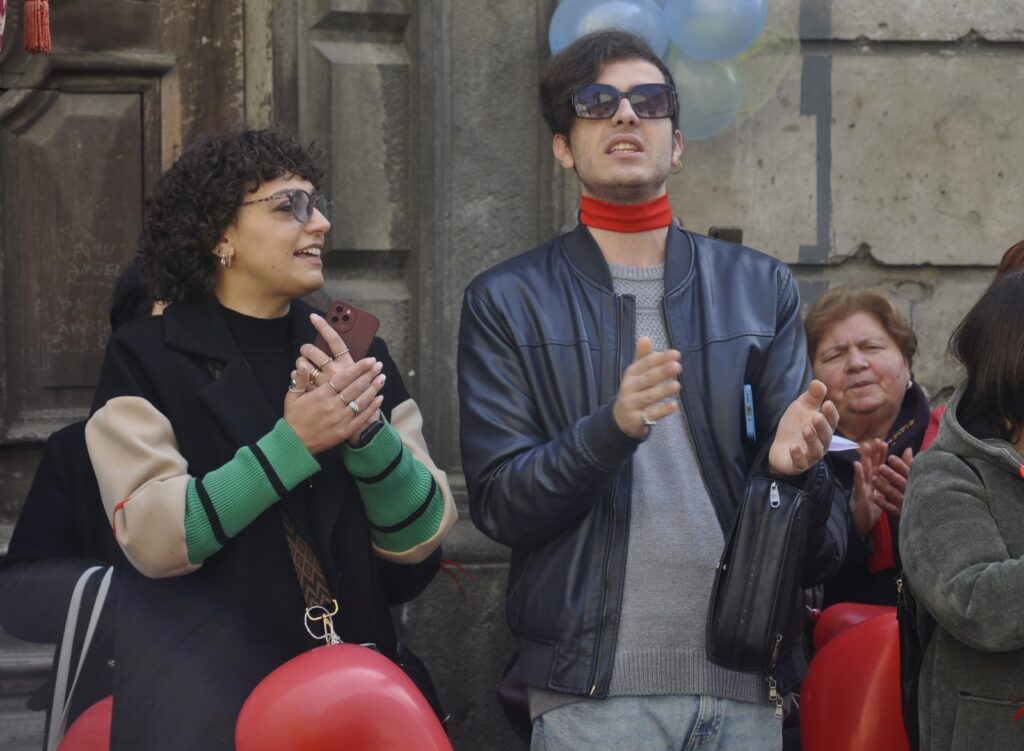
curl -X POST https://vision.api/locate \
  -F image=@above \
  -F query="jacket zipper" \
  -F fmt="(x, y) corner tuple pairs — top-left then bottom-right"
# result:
(661, 296), (717, 523)
(763, 485), (785, 720)
(590, 294), (628, 696)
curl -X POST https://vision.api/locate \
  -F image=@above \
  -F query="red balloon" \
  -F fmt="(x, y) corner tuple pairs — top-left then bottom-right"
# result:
(236, 643), (452, 751)
(57, 695), (112, 751)
(813, 603), (895, 651)
(802, 612), (909, 751)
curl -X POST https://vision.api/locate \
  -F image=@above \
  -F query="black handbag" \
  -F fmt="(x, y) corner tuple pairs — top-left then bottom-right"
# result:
(706, 440), (811, 714)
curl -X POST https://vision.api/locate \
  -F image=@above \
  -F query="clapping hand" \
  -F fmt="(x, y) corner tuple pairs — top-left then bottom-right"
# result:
(871, 447), (914, 524)
(768, 380), (840, 475)
(284, 314), (385, 453)
(612, 337), (682, 439)
(851, 438), (886, 536)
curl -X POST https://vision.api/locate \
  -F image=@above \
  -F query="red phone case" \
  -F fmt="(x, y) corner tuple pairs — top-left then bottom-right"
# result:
(314, 300), (381, 361)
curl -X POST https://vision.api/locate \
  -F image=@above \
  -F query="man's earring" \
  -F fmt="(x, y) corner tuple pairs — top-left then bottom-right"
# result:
(670, 159), (682, 175)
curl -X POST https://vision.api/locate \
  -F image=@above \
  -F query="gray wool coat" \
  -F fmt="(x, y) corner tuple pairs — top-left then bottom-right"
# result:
(900, 384), (1024, 751)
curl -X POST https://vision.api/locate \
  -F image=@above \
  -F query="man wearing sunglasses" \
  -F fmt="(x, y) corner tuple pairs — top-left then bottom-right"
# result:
(458, 30), (846, 751)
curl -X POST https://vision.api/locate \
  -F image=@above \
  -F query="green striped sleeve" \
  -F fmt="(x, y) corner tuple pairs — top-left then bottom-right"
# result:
(342, 419), (445, 554)
(184, 419), (320, 563)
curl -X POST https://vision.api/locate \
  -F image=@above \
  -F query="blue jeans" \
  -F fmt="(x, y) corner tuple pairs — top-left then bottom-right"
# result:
(531, 695), (781, 751)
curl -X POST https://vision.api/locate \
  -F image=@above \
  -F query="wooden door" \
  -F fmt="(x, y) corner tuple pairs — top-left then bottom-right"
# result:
(0, 2), (246, 746)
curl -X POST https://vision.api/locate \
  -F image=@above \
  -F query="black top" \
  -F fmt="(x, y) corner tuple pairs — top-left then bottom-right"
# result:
(220, 306), (292, 411)
(220, 305), (321, 546)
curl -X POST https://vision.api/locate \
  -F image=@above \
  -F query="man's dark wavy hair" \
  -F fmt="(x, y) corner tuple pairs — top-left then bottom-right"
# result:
(539, 30), (679, 139)
(140, 126), (324, 304)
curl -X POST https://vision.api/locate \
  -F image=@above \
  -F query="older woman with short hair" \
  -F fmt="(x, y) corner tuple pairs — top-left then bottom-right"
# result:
(805, 287), (926, 606)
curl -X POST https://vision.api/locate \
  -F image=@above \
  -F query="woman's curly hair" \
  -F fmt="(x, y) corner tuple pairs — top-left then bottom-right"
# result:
(139, 126), (324, 303)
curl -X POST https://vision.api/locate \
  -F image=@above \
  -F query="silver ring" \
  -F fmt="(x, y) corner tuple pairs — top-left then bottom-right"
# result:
(287, 379), (303, 394)
(348, 400), (361, 415)
(326, 378), (342, 394)
(641, 411), (657, 428)
(331, 348), (350, 360)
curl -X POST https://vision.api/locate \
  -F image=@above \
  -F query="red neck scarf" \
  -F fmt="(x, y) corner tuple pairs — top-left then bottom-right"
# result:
(580, 194), (672, 233)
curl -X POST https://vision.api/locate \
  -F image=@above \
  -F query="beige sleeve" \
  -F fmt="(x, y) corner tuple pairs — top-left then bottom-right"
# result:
(375, 398), (458, 563)
(85, 396), (201, 578)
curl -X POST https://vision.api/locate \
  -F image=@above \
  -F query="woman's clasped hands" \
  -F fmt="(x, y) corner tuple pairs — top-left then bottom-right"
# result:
(851, 438), (915, 536)
(284, 313), (385, 454)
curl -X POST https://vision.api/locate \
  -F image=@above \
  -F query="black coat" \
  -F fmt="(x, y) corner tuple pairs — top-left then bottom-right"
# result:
(89, 295), (429, 750)
(0, 421), (125, 736)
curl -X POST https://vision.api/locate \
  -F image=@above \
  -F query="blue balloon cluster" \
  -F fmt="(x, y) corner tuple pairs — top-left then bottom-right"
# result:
(550, 0), (669, 57)
(548, 0), (769, 140)
(665, 46), (742, 140)
(664, 0), (767, 61)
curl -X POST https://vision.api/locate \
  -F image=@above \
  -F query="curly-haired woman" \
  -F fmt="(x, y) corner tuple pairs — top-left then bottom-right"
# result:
(85, 127), (457, 749)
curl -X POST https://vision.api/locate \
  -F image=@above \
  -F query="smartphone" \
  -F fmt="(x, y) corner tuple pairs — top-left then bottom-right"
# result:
(313, 300), (381, 361)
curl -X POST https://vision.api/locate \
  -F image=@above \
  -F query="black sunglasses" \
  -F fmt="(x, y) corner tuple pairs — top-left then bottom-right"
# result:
(572, 82), (677, 121)
(241, 189), (333, 224)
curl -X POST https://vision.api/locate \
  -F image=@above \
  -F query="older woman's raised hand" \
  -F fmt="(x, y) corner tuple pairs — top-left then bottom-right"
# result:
(871, 447), (914, 524)
(850, 438), (886, 536)
(284, 314), (386, 454)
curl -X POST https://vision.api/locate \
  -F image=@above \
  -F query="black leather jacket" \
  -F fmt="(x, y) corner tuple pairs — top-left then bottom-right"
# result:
(458, 223), (847, 697)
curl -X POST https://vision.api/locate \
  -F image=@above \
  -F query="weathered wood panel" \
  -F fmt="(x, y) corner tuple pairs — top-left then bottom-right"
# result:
(0, 2), (246, 746)
(1, 92), (143, 441)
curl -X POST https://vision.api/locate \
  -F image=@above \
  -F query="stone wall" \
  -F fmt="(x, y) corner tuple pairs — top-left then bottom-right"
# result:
(674, 0), (1024, 402)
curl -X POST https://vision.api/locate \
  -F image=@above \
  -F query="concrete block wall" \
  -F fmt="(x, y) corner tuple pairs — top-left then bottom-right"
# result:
(674, 0), (1024, 403)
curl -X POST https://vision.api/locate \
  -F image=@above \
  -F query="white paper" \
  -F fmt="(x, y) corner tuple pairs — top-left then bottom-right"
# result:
(828, 435), (859, 453)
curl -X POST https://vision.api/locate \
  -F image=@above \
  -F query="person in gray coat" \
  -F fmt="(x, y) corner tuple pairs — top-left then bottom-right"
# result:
(900, 268), (1024, 750)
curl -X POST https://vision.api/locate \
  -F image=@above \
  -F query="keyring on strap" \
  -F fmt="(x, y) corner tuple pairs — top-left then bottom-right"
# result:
(304, 600), (342, 645)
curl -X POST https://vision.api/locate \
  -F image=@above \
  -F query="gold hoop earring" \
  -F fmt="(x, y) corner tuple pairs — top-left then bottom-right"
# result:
(670, 160), (682, 175)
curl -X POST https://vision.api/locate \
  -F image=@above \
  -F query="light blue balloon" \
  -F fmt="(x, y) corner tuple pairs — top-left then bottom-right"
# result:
(549, 0), (670, 57)
(664, 0), (767, 61)
(665, 45), (742, 140)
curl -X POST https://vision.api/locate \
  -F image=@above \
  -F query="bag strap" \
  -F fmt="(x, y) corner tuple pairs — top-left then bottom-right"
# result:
(279, 509), (334, 609)
(279, 509), (346, 645)
(47, 565), (113, 751)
